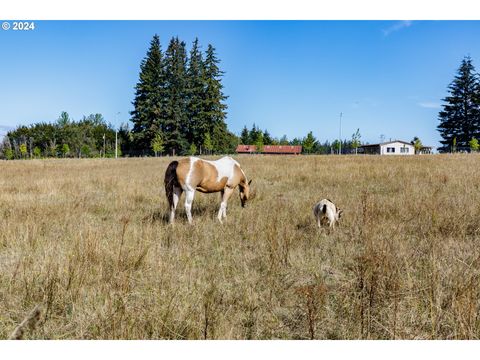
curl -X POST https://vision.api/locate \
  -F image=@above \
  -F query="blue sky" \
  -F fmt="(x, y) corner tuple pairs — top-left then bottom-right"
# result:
(1, 20), (480, 147)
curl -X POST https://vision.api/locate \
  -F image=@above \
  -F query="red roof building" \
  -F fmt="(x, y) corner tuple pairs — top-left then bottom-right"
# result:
(236, 144), (302, 155)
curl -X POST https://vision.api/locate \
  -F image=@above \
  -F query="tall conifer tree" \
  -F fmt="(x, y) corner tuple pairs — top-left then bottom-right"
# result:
(203, 44), (229, 152)
(130, 34), (166, 152)
(164, 37), (189, 155)
(438, 56), (480, 152)
(186, 38), (207, 150)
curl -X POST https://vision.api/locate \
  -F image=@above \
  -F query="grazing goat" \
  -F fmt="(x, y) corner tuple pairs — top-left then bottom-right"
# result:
(313, 199), (343, 229)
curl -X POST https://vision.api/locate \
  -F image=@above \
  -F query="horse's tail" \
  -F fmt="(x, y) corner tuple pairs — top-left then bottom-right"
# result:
(164, 160), (180, 209)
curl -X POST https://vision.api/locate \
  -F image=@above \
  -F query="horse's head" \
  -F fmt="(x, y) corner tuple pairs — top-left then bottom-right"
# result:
(240, 179), (253, 208)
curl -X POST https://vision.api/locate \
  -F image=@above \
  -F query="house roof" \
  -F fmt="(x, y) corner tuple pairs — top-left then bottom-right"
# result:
(236, 145), (302, 153)
(361, 140), (414, 147)
(236, 145), (256, 152)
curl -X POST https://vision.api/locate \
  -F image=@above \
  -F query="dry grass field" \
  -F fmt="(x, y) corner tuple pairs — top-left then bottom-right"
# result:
(1, 154), (480, 339)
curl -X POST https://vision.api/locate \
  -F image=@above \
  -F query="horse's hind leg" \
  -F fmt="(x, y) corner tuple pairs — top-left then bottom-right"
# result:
(170, 186), (182, 224)
(184, 189), (195, 224)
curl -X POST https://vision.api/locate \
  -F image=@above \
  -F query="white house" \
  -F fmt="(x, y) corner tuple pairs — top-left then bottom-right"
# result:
(360, 140), (415, 155)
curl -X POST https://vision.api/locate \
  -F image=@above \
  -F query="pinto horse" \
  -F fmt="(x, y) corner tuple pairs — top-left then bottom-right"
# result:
(164, 156), (252, 224)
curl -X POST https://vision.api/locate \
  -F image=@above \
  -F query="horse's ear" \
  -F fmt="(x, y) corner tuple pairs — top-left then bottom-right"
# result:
(248, 179), (253, 186)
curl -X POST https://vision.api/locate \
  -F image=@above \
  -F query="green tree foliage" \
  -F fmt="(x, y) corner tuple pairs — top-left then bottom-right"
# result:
(130, 34), (166, 153)
(351, 128), (361, 154)
(290, 137), (302, 146)
(61, 143), (70, 158)
(411, 136), (423, 154)
(255, 132), (264, 153)
(151, 133), (164, 157)
(438, 56), (480, 152)
(263, 130), (273, 145)
(203, 44), (233, 153)
(240, 126), (250, 145)
(331, 139), (341, 153)
(189, 143), (197, 155)
(3, 112), (118, 159)
(469, 137), (479, 152)
(186, 38), (207, 149)
(279, 135), (289, 145)
(163, 37), (189, 156)
(129, 35), (235, 156)
(5, 148), (14, 160)
(33, 146), (41, 158)
(19, 143), (27, 158)
(81, 144), (91, 158)
(203, 132), (213, 155)
(302, 131), (317, 154)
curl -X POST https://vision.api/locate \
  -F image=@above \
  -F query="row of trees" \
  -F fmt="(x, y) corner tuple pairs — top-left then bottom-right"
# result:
(0, 113), (369, 159)
(438, 56), (480, 152)
(130, 35), (237, 156)
(2, 111), (435, 159)
(0, 112), (123, 159)
(239, 123), (365, 154)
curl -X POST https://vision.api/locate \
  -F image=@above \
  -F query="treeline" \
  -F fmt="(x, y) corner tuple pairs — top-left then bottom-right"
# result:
(239, 124), (363, 154)
(0, 35), (237, 160)
(129, 35), (237, 156)
(0, 112), (124, 159)
(438, 56), (480, 152)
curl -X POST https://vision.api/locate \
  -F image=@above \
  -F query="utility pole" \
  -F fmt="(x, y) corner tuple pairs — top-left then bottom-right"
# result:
(339, 112), (343, 155)
(103, 133), (106, 158)
(115, 112), (120, 159)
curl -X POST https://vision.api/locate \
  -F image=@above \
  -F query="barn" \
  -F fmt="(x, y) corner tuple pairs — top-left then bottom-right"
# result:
(236, 145), (302, 155)
(360, 140), (415, 155)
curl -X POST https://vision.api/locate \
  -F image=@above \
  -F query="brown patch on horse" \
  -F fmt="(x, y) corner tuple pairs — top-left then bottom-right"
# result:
(232, 164), (246, 187)
(194, 160), (228, 193)
(174, 158), (191, 188)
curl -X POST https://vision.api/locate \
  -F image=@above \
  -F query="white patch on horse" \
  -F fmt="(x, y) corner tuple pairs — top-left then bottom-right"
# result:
(185, 157), (199, 190)
(204, 156), (236, 183)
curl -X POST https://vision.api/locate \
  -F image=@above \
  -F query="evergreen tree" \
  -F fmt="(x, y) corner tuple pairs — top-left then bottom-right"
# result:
(249, 124), (260, 144)
(130, 34), (166, 153)
(302, 131), (317, 154)
(290, 137), (302, 146)
(164, 37), (189, 155)
(57, 111), (71, 126)
(279, 135), (289, 145)
(203, 44), (229, 153)
(438, 56), (480, 152)
(240, 126), (250, 144)
(186, 38), (207, 148)
(255, 132), (264, 153)
(263, 130), (273, 145)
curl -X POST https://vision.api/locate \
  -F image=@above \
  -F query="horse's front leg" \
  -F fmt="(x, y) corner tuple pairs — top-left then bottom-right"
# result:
(217, 187), (234, 223)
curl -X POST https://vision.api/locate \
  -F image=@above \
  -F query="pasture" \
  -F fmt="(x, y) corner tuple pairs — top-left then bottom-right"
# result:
(1, 154), (480, 339)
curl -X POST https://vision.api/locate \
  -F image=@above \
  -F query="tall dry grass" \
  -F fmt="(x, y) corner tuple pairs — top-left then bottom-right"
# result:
(1, 154), (480, 339)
